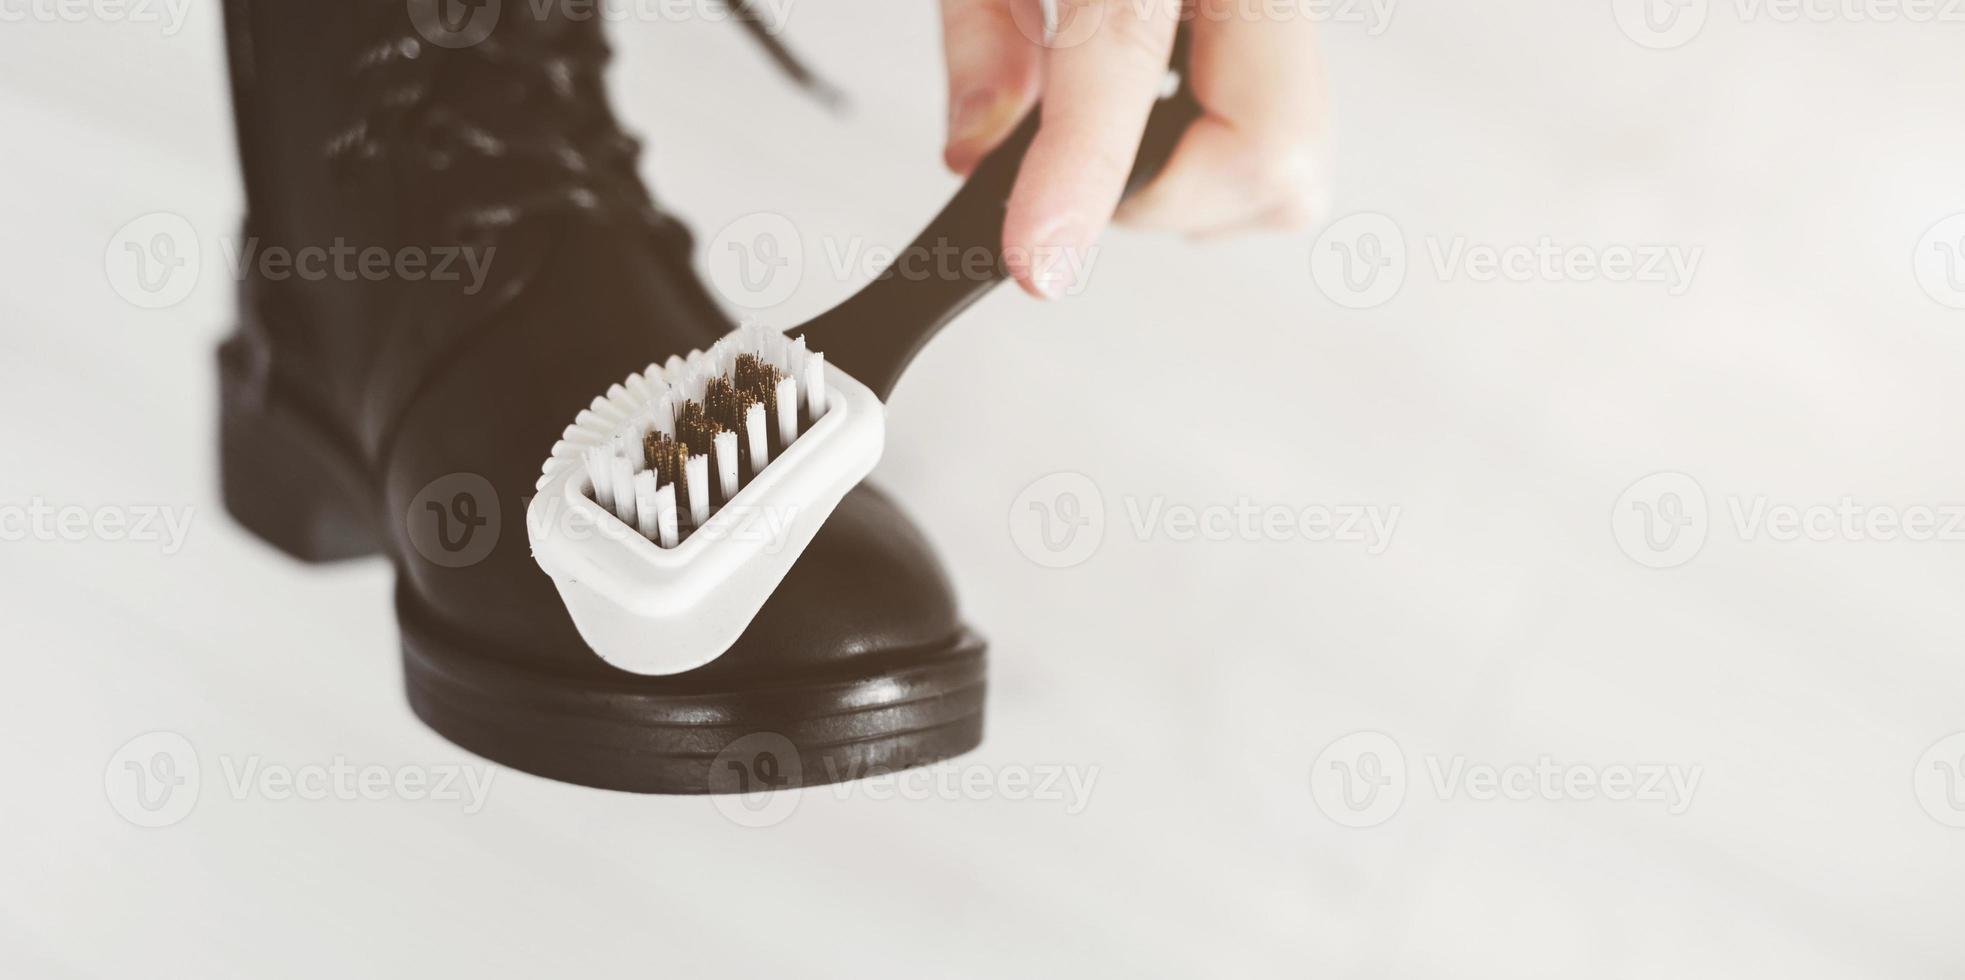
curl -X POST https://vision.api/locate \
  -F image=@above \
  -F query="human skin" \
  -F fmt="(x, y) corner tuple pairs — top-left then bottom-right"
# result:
(940, 0), (1332, 297)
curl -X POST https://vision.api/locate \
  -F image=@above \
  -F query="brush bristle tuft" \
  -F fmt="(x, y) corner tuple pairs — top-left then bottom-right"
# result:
(561, 325), (832, 547)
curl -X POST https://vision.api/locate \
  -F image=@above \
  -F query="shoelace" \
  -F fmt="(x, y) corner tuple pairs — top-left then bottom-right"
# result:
(326, 1), (838, 244)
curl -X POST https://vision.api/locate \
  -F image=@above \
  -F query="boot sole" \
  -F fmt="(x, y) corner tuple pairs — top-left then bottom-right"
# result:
(217, 337), (987, 794)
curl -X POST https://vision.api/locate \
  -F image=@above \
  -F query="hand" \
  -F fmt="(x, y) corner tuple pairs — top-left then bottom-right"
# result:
(940, 0), (1331, 298)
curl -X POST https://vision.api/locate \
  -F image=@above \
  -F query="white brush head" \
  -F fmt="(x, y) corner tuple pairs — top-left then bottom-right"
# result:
(527, 325), (884, 676)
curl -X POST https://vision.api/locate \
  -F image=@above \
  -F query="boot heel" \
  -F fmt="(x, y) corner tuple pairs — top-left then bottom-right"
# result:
(218, 339), (380, 563)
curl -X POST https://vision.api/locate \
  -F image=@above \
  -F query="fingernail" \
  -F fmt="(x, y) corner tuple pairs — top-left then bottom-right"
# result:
(1022, 214), (1093, 300)
(946, 90), (1010, 172)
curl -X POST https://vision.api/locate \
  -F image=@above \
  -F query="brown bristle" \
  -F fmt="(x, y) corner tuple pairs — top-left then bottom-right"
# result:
(675, 402), (723, 458)
(735, 354), (786, 441)
(643, 432), (688, 487)
(733, 354), (783, 401)
(703, 377), (738, 433)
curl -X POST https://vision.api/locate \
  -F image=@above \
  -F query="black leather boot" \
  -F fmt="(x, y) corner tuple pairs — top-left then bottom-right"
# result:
(216, 0), (985, 793)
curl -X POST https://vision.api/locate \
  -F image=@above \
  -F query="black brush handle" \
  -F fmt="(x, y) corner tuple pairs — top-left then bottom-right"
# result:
(791, 27), (1202, 401)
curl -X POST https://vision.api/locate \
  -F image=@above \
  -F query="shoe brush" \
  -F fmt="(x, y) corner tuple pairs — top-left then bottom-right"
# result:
(529, 31), (1201, 675)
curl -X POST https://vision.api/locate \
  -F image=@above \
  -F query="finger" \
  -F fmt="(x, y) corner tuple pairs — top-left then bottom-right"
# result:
(939, 0), (1046, 176)
(1112, 117), (1285, 232)
(1001, 0), (1182, 298)
(1114, 1), (1331, 234)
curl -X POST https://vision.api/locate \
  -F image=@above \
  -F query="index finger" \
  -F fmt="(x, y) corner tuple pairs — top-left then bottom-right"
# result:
(1001, 0), (1182, 298)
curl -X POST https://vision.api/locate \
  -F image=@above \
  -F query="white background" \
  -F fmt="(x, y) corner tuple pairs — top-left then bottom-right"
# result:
(6, 1), (1965, 976)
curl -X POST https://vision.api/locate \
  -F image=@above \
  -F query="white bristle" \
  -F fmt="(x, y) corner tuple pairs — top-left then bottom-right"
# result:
(746, 402), (769, 470)
(651, 394), (676, 438)
(715, 431), (739, 500)
(610, 457), (638, 527)
(612, 431), (644, 469)
(633, 471), (660, 540)
(774, 375), (799, 445)
(625, 373), (653, 404)
(805, 351), (827, 420)
(786, 336), (809, 377)
(674, 366), (707, 404)
(685, 455), (710, 527)
(585, 447), (614, 510)
(764, 331), (789, 372)
(655, 484), (679, 548)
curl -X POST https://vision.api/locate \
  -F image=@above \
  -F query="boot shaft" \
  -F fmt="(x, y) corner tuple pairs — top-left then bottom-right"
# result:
(220, 0), (674, 418)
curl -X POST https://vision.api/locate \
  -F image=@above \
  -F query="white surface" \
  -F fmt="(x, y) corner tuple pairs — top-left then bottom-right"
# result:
(5, 3), (1965, 978)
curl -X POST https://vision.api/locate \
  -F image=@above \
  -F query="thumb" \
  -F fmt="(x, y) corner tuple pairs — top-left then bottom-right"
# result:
(940, 0), (1045, 176)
